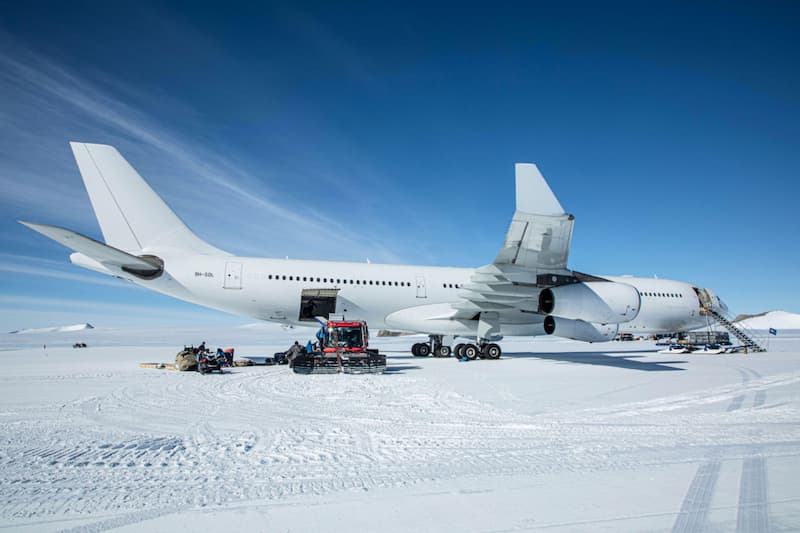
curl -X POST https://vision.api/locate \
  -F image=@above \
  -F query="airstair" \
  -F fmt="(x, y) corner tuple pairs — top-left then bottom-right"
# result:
(703, 308), (768, 352)
(694, 287), (767, 352)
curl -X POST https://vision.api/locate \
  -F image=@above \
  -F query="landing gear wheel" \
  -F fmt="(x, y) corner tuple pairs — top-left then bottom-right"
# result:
(483, 343), (502, 359)
(463, 344), (479, 360)
(454, 343), (465, 358)
(411, 343), (421, 357)
(416, 343), (431, 357)
(434, 345), (452, 358)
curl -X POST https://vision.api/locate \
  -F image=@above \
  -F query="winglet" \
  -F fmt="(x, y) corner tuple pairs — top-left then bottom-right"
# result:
(515, 163), (564, 216)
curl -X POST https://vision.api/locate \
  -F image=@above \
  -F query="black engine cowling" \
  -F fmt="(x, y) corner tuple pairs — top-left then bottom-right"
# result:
(543, 315), (618, 342)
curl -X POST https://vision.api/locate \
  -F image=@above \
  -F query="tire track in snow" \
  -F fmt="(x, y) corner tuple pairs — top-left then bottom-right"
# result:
(671, 460), (722, 533)
(55, 506), (178, 533)
(736, 368), (770, 532)
(671, 367), (752, 532)
(736, 453), (770, 533)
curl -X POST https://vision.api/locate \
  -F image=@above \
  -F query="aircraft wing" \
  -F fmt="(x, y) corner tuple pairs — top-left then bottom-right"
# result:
(19, 221), (163, 278)
(454, 164), (576, 319)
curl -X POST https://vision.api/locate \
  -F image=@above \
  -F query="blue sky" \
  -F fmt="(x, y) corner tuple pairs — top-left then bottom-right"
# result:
(1, 1), (798, 331)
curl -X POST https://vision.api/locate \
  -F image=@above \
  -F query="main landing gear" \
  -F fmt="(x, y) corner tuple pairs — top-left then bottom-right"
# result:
(412, 335), (501, 360)
(453, 342), (501, 360)
(412, 335), (452, 358)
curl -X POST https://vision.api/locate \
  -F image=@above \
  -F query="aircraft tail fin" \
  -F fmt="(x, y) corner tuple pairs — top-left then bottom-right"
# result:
(69, 142), (226, 255)
(514, 163), (564, 215)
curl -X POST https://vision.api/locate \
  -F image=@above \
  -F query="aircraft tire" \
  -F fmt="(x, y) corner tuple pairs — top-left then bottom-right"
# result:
(464, 344), (479, 360)
(483, 343), (502, 359)
(436, 345), (452, 358)
(417, 343), (431, 357)
(411, 343), (421, 357)
(454, 343), (465, 358)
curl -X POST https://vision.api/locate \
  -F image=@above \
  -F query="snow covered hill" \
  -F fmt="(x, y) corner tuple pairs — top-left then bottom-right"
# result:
(8, 323), (94, 334)
(736, 310), (800, 330)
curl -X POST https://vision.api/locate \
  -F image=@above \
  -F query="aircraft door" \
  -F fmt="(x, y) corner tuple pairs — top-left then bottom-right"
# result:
(223, 261), (243, 289)
(415, 275), (427, 298)
(299, 289), (339, 321)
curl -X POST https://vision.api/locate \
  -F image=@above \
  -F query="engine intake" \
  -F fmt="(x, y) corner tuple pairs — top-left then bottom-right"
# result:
(539, 281), (640, 324)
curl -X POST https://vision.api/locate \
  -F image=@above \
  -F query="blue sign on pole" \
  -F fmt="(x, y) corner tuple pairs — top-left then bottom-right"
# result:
(769, 328), (777, 336)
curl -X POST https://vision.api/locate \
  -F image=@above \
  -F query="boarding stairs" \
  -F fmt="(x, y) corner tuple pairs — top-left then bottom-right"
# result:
(704, 308), (768, 353)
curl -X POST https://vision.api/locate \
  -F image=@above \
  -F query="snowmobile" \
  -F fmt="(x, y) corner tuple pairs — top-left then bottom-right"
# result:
(197, 350), (225, 374)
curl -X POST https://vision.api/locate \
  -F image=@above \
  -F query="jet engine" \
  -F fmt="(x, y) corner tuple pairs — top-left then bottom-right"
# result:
(539, 281), (640, 324)
(543, 315), (618, 342)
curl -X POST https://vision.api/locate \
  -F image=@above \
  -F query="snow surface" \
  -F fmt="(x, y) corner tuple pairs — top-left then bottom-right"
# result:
(1, 326), (799, 532)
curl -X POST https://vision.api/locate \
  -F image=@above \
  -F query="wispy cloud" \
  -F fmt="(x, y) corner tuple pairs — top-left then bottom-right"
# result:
(0, 295), (243, 331)
(0, 294), (171, 315)
(0, 36), (406, 263)
(0, 253), (137, 289)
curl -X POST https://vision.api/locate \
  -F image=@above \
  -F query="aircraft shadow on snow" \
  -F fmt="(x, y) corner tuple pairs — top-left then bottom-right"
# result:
(383, 364), (423, 374)
(503, 350), (687, 372)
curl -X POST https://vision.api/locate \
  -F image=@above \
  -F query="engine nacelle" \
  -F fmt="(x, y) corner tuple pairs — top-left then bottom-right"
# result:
(539, 281), (640, 324)
(543, 315), (618, 342)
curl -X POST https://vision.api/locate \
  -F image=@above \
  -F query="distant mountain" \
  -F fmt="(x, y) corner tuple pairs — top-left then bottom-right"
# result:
(9, 323), (94, 334)
(734, 311), (800, 330)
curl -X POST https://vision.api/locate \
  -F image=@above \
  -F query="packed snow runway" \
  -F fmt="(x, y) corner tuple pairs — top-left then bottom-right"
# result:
(2, 327), (799, 532)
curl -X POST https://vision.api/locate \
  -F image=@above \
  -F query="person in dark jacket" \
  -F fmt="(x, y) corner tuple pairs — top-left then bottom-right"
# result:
(285, 341), (303, 366)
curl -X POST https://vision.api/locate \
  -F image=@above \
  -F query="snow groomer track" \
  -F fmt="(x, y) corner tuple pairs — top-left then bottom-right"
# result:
(2, 332), (800, 532)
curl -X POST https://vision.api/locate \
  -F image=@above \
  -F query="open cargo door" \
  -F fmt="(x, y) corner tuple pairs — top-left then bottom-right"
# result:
(299, 288), (339, 321)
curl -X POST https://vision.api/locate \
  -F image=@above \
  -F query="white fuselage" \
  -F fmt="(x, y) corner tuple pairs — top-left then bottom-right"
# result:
(136, 253), (709, 337)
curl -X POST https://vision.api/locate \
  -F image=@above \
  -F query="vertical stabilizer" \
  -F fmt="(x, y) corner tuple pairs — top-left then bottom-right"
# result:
(514, 163), (564, 215)
(70, 142), (226, 255)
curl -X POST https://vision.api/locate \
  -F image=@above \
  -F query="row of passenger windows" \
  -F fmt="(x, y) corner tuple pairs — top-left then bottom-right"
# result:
(640, 291), (684, 298)
(268, 274), (411, 287)
(442, 283), (463, 289)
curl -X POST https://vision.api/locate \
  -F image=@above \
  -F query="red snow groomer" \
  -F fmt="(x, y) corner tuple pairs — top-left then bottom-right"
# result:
(292, 319), (386, 375)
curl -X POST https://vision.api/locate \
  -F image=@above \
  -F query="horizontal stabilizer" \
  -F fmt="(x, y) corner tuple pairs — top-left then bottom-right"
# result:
(19, 221), (163, 279)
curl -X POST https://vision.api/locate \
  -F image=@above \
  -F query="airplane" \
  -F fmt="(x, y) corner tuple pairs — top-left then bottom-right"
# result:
(20, 142), (727, 359)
